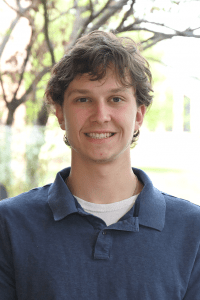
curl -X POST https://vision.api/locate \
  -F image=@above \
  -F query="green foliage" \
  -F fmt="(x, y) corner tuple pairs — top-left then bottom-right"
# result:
(78, 0), (90, 6)
(37, 32), (45, 43)
(23, 72), (35, 90)
(119, 31), (173, 132)
(34, 4), (44, 29)
(138, 42), (174, 131)
(54, 45), (65, 61)
(142, 167), (182, 173)
(6, 28), (12, 36)
(25, 98), (41, 124)
(144, 105), (161, 131)
(25, 70), (51, 125)
(43, 52), (52, 66)
(40, 71), (51, 84)
(89, 0), (111, 14)
(81, 10), (91, 19)
(48, 15), (74, 55)
(144, 85), (174, 132)
(54, 0), (74, 11)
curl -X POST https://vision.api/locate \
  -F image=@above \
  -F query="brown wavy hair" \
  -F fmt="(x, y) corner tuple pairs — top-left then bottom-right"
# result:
(45, 30), (153, 146)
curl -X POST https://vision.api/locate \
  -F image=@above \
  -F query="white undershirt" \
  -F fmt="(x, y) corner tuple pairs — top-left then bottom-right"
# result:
(74, 195), (139, 226)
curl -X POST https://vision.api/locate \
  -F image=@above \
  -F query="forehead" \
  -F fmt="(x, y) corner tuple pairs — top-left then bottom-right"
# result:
(65, 67), (133, 95)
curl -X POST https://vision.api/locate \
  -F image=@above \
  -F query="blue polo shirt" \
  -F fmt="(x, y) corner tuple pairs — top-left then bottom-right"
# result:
(0, 167), (200, 300)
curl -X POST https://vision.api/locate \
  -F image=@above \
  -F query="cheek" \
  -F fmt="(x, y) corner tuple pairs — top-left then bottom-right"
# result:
(65, 107), (89, 131)
(115, 106), (136, 130)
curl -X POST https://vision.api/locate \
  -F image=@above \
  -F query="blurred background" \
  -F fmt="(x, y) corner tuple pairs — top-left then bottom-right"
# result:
(0, 0), (200, 204)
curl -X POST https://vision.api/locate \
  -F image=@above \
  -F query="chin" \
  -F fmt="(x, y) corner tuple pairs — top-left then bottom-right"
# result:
(88, 150), (124, 164)
(91, 157), (116, 164)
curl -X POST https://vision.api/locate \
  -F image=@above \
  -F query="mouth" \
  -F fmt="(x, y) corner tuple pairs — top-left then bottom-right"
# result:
(85, 133), (116, 139)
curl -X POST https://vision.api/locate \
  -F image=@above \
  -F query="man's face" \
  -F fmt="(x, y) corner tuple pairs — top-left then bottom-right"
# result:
(55, 67), (146, 164)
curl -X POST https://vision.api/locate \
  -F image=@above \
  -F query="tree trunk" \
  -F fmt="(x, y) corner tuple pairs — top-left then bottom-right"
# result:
(6, 98), (21, 126)
(6, 103), (16, 126)
(6, 109), (15, 126)
(36, 102), (49, 126)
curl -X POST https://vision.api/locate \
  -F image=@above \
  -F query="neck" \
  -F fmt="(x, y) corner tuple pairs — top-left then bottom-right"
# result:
(66, 150), (143, 204)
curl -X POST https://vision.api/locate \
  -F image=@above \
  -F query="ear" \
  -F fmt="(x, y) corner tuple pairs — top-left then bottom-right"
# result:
(55, 104), (65, 130)
(134, 105), (146, 132)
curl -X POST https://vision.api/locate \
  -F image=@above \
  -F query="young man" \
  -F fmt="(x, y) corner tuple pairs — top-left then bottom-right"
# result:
(0, 31), (200, 299)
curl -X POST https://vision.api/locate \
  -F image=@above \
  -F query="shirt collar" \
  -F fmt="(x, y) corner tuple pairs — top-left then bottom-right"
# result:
(48, 168), (77, 221)
(48, 167), (166, 231)
(133, 168), (166, 231)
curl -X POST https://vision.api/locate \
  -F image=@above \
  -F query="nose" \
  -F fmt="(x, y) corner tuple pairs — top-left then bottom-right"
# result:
(89, 101), (111, 124)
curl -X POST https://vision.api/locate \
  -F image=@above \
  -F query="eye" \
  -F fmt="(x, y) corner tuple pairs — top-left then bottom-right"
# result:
(77, 98), (89, 103)
(112, 97), (123, 103)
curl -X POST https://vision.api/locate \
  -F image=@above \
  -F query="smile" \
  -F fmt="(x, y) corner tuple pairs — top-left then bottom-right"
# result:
(85, 133), (115, 139)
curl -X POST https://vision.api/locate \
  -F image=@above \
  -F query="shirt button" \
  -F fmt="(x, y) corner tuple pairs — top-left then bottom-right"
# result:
(102, 231), (106, 235)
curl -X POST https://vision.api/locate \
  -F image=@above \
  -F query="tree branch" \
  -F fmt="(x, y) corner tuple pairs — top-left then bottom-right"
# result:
(4, 65), (50, 126)
(41, 0), (55, 65)
(145, 56), (167, 67)
(18, 67), (50, 106)
(50, 7), (74, 22)
(139, 20), (181, 34)
(141, 20), (200, 37)
(88, 0), (128, 32)
(3, 0), (34, 16)
(193, 26), (200, 31)
(141, 35), (170, 51)
(0, 0), (37, 59)
(61, 0), (112, 49)
(16, 0), (22, 10)
(92, 0), (113, 20)
(13, 25), (35, 99)
(66, 6), (88, 50)
(0, 15), (20, 58)
(89, 0), (94, 16)
(2, 0), (19, 14)
(116, 18), (200, 51)
(0, 72), (8, 105)
(116, 0), (135, 32)
(75, 1), (95, 39)
(120, 19), (200, 38)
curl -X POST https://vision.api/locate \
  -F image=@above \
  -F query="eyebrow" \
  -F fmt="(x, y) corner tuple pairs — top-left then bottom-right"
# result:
(67, 89), (90, 97)
(66, 87), (129, 97)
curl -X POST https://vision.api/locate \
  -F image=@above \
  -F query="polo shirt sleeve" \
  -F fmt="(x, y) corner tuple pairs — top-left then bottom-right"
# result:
(183, 241), (200, 300)
(0, 210), (17, 299)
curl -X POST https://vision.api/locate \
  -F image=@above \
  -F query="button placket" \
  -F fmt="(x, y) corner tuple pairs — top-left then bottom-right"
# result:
(93, 229), (112, 260)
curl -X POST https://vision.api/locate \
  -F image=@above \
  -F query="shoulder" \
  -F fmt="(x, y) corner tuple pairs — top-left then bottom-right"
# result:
(0, 184), (51, 219)
(162, 191), (200, 231)
(162, 191), (200, 213)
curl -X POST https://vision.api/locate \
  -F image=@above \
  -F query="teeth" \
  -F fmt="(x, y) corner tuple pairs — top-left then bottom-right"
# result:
(86, 133), (114, 139)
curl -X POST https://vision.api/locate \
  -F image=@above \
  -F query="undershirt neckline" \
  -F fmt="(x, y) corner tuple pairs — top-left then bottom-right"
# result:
(74, 194), (139, 226)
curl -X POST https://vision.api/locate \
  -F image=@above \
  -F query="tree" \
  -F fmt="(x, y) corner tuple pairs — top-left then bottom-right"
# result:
(0, 0), (200, 126)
